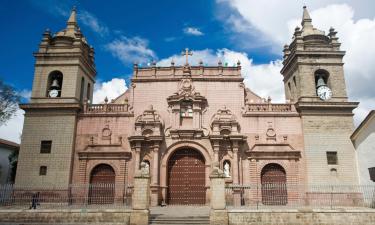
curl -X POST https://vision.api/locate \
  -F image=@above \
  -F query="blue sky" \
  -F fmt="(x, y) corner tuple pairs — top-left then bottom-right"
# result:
(0, 0), (277, 93)
(1, 0), (375, 143)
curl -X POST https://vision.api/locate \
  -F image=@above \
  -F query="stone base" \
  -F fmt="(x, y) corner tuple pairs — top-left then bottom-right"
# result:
(0, 209), (131, 224)
(130, 209), (149, 225)
(227, 209), (375, 225)
(210, 209), (228, 225)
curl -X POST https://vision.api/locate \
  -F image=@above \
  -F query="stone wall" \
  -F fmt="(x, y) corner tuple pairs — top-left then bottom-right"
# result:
(0, 209), (131, 225)
(227, 209), (375, 225)
(15, 111), (77, 188)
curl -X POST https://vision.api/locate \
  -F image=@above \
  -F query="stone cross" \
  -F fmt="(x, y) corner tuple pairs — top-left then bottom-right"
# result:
(181, 48), (193, 65)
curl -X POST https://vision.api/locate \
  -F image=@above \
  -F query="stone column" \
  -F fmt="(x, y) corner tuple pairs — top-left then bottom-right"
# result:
(150, 142), (160, 206)
(209, 167), (228, 225)
(232, 141), (239, 184)
(134, 142), (141, 171)
(212, 140), (220, 163)
(232, 140), (241, 206)
(130, 167), (150, 225)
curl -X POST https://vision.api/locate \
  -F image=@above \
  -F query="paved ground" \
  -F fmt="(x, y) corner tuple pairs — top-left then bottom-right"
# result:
(150, 206), (210, 217)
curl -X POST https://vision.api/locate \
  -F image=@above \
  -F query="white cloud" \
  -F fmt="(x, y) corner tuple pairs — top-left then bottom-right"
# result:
(93, 78), (128, 104)
(183, 27), (204, 36)
(79, 10), (109, 36)
(218, 1), (375, 125)
(158, 48), (284, 102)
(106, 36), (157, 65)
(0, 108), (24, 144)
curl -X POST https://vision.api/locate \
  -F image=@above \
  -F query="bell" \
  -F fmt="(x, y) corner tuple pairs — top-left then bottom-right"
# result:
(316, 76), (326, 87)
(51, 79), (60, 88)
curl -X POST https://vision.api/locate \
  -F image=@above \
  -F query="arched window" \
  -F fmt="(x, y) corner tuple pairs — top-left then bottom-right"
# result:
(87, 83), (91, 102)
(80, 77), (85, 102)
(261, 163), (287, 205)
(47, 71), (63, 97)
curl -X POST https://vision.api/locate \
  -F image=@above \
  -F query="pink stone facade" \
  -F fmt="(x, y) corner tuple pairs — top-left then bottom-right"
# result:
(71, 65), (306, 205)
(15, 6), (359, 207)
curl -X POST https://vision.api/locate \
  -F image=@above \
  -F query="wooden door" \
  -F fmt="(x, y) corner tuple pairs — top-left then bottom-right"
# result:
(89, 164), (115, 204)
(167, 149), (206, 205)
(261, 164), (287, 205)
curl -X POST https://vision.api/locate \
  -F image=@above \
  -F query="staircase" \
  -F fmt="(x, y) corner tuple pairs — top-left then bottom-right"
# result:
(149, 206), (210, 225)
(149, 216), (209, 225)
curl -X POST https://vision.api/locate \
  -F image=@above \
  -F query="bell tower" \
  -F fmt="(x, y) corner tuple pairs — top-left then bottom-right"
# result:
(281, 7), (359, 185)
(15, 8), (96, 188)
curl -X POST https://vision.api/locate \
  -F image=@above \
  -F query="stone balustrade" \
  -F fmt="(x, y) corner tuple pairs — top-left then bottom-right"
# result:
(83, 103), (131, 114)
(243, 103), (297, 115)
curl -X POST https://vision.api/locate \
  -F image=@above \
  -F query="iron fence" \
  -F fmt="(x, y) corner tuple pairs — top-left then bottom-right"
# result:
(225, 184), (375, 209)
(0, 184), (133, 209)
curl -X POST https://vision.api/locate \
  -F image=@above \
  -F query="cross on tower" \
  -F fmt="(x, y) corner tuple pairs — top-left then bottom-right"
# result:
(181, 48), (193, 65)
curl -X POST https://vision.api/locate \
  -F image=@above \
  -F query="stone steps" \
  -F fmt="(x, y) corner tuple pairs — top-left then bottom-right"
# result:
(149, 216), (210, 225)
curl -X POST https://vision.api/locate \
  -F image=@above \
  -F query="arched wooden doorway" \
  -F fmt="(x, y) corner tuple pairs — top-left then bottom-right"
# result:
(167, 148), (206, 205)
(88, 164), (115, 204)
(261, 163), (287, 205)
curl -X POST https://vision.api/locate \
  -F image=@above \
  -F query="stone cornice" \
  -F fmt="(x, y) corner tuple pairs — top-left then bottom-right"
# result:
(281, 50), (345, 74)
(20, 102), (81, 111)
(295, 101), (359, 115)
(132, 77), (244, 82)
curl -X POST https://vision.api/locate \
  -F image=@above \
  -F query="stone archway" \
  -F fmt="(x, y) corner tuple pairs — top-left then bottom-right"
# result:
(167, 148), (206, 205)
(88, 164), (115, 204)
(261, 163), (287, 205)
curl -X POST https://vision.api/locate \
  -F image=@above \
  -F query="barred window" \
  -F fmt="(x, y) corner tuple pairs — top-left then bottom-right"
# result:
(326, 152), (338, 165)
(39, 166), (47, 176)
(40, 140), (52, 154)
(180, 102), (193, 118)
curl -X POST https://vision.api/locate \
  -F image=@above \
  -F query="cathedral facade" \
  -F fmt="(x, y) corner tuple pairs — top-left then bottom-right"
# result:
(15, 7), (359, 206)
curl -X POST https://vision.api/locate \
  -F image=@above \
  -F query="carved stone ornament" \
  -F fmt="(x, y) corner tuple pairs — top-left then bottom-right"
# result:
(178, 77), (196, 98)
(134, 105), (164, 137)
(102, 125), (112, 139)
(210, 106), (240, 135)
(266, 122), (277, 141)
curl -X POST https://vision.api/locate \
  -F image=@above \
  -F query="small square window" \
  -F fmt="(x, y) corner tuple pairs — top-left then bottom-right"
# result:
(39, 166), (47, 176)
(40, 140), (52, 154)
(326, 152), (338, 165)
(180, 102), (193, 118)
(369, 167), (375, 182)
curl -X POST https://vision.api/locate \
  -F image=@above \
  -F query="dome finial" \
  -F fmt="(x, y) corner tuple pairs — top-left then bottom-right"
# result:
(301, 5), (312, 27)
(67, 6), (78, 30)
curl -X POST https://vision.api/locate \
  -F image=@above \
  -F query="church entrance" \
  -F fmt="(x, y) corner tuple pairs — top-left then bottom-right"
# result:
(167, 148), (206, 205)
(261, 163), (288, 205)
(88, 164), (115, 204)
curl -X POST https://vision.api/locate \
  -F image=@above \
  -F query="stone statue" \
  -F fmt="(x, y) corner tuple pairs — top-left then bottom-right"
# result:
(224, 162), (231, 178)
(140, 161), (150, 176)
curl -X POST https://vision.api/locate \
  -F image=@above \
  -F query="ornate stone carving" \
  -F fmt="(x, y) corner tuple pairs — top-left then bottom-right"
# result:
(210, 106), (240, 136)
(102, 124), (112, 140)
(134, 105), (164, 137)
(266, 122), (277, 141)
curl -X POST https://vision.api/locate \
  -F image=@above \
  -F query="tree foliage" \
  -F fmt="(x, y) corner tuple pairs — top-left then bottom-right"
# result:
(0, 79), (20, 125)
(8, 150), (18, 183)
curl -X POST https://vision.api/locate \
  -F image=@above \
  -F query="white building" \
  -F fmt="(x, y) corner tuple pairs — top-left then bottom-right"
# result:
(0, 138), (19, 184)
(352, 111), (375, 186)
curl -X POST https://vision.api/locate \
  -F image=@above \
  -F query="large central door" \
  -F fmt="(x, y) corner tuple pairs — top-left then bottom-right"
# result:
(167, 148), (206, 205)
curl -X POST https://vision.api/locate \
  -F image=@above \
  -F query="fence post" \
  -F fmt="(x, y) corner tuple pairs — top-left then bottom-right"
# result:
(130, 163), (150, 225)
(209, 164), (228, 225)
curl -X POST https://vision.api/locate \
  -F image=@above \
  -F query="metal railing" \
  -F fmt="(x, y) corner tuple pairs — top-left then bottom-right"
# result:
(0, 184), (132, 209)
(225, 184), (375, 209)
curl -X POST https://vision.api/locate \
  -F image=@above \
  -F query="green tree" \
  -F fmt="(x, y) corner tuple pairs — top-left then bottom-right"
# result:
(0, 79), (20, 125)
(8, 150), (18, 183)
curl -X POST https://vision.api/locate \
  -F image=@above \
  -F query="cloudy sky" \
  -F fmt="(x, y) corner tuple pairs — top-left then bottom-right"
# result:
(0, 0), (374, 143)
